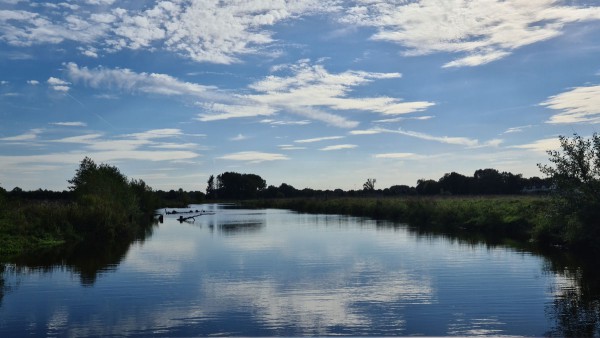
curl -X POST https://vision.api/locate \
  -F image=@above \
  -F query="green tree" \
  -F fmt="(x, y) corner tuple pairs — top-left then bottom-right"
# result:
(206, 175), (215, 198)
(363, 178), (376, 191)
(216, 172), (266, 199)
(538, 133), (600, 251)
(68, 157), (142, 239)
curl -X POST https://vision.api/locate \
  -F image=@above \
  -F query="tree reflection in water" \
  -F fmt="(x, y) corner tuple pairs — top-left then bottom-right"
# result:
(1, 217), (600, 335)
(374, 220), (600, 336)
(0, 220), (156, 289)
(543, 251), (600, 337)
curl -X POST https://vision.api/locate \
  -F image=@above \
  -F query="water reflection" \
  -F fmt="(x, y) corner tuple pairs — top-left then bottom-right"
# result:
(2, 220), (156, 286)
(1, 204), (600, 336)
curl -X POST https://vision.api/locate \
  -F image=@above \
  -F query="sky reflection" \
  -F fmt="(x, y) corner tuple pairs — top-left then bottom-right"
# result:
(0, 205), (584, 336)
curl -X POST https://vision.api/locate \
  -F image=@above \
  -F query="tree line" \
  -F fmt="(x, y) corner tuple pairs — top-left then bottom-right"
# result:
(203, 168), (551, 200)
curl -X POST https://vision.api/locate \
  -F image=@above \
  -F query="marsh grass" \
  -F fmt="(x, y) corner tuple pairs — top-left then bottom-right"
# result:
(244, 196), (551, 245)
(0, 198), (155, 258)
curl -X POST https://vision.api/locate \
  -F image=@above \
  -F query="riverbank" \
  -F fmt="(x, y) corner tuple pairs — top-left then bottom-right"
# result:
(243, 196), (555, 248)
(0, 199), (157, 258)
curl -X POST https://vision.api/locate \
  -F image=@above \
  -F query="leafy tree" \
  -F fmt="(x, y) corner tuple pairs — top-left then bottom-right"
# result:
(67, 157), (142, 239)
(216, 172), (266, 199)
(438, 172), (471, 195)
(538, 133), (600, 250)
(363, 178), (376, 191)
(416, 179), (440, 195)
(206, 175), (215, 198)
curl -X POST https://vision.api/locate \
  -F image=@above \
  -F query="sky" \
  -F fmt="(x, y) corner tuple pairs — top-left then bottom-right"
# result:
(1, 0), (600, 192)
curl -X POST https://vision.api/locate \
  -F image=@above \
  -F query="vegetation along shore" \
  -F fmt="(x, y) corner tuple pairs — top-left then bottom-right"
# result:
(2, 133), (600, 258)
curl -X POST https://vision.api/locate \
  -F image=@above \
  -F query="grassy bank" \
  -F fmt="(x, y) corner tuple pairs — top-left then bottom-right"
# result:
(0, 198), (156, 257)
(243, 196), (552, 246)
(0, 157), (161, 259)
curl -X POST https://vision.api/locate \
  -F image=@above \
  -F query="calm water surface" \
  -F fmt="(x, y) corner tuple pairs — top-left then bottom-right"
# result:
(1, 204), (599, 336)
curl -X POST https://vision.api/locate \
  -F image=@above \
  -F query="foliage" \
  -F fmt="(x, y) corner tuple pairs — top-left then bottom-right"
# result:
(1, 157), (161, 257)
(363, 178), (376, 191)
(212, 172), (266, 199)
(206, 175), (216, 198)
(538, 133), (600, 251)
(244, 196), (548, 244)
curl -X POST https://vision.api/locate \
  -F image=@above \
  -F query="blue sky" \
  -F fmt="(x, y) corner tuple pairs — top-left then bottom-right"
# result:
(1, 0), (600, 191)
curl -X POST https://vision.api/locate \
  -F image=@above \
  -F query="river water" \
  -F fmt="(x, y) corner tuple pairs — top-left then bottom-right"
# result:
(1, 204), (599, 336)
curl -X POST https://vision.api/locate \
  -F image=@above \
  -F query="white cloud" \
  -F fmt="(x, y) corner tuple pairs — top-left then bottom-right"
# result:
(81, 49), (98, 58)
(49, 121), (87, 127)
(49, 129), (199, 155)
(260, 119), (311, 126)
(512, 137), (561, 153)
(60, 61), (430, 129)
(47, 76), (70, 92)
(218, 151), (289, 163)
(278, 145), (306, 150)
(350, 129), (383, 135)
(0, 128), (42, 141)
(0, 8), (111, 47)
(341, 0), (600, 67)
(373, 115), (434, 123)
(0, 150), (198, 168)
(0, 1), (337, 64)
(394, 128), (480, 147)
(245, 61), (433, 127)
(230, 133), (248, 141)
(126, 128), (184, 140)
(196, 102), (275, 121)
(541, 85), (600, 124)
(503, 125), (533, 134)
(320, 144), (357, 151)
(27, 80), (39, 85)
(374, 153), (419, 159)
(65, 62), (216, 98)
(295, 136), (345, 143)
(351, 127), (493, 148)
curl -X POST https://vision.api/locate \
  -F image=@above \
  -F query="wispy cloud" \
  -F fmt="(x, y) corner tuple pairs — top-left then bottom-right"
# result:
(48, 128), (201, 156)
(247, 61), (434, 127)
(374, 153), (420, 159)
(373, 116), (434, 123)
(350, 129), (383, 135)
(340, 0), (600, 67)
(320, 144), (357, 151)
(260, 119), (311, 126)
(126, 128), (184, 140)
(503, 125), (533, 134)
(196, 103), (275, 122)
(278, 144), (306, 150)
(394, 129), (479, 147)
(230, 134), (248, 141)
(350, 127), (499, 148)
(0, 128), (43, 141)
(65, 63), (216, 98)
(295, 136), (345, 143)
(49, 121), (87, 127)
(511, 137), (561, 153)
(541, 85), (600, 124)
(218, 151), (289, 163)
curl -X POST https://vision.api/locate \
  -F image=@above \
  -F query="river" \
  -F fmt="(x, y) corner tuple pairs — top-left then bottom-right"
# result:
(1, 204), (599, 336)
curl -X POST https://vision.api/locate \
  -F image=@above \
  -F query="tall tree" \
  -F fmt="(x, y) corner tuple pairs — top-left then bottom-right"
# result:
(539, 133), (600, 250)
(206, 175), (215, 198)
(363, 178), (376, 191)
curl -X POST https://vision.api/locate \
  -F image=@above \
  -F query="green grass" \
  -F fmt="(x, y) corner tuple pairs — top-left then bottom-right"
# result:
(0, 197), (155, 260)
(243, 195), (552, 245)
